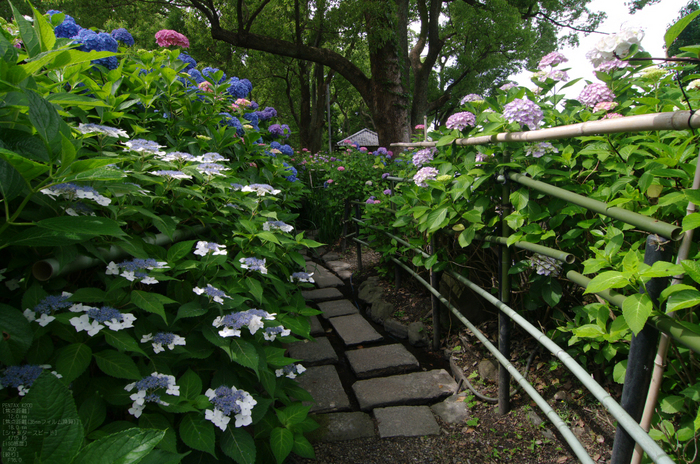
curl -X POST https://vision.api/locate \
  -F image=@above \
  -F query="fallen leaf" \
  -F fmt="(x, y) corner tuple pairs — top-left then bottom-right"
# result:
(557, 456), (568, 463)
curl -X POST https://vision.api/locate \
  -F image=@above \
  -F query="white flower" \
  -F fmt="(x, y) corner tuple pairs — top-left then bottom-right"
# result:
(194, 241), (227, 256)
(104, 313), (136, 331)
(70, 314), (104, 336)
(205, 408), (231, 431)
(23, 309), (55, 327)
(6, 279), (20, 291)
(106, 261), (120, 275)
(241, 184), (281, 196)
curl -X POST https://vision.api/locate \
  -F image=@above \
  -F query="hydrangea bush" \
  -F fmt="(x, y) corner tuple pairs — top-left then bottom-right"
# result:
(326, 16), (700, 464)
(0, 5), (321, 463)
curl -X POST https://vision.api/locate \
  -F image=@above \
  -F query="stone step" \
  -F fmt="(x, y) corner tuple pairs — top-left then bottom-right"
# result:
(301, 287), (343, 303)
(317, 299), (359, 319)
(307, 412), (376, 442)
(374, 406), (440, 438)
(309, 315), (324, 336)
(345, 344), (419, 379)
(352, 369), (458, 411)
(305, 262), (344, 288)
(287, 337), (338, 366)
(328, 314), (383, 347)
(296, 365), (351, 414)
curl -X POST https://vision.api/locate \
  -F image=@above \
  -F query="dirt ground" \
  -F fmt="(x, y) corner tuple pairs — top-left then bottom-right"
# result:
(296, 243), (619, 464)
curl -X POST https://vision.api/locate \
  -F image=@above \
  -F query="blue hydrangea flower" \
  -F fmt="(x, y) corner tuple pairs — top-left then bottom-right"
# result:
(111, 28), (134, 46)
(219, 112), (244, 136)
(69, 304), (136, 336)
(1, 364), (62, 396)
(275, 364), (306, 379)
(258, 107), (277, 121)
(141, 332), (186, 353)
(263, 325), (291, 341)
(213, 309), (276, 337)
(290, 272), (314, 283)
(239, 257), (268, 274)
(205, 385), (257, 430)
(106, 258), (169, 283)
(177, 52), (197, 71)
(283, 162), (297, 182)
(23, 292), (72, 326)
(125, 373), (179, 418)
(280, 144), (294, 157)
(193, 284), (231, 304)
(225, 77), (253, 99)
(55, 18), (81, 39)
(202, 67), (226, 84)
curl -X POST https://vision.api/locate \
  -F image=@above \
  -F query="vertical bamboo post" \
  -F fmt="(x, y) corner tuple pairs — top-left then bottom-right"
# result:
(423, 115), (428, 142)
(611, 234), (672, 464)
(355, 201), (362, 272)
(499, 152), (512, 415)
(341, 199), (350, 253)
(429, 235), (441, 351)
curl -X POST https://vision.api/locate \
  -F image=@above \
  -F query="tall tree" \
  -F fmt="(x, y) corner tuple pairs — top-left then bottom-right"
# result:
(182, 0), (602, 145)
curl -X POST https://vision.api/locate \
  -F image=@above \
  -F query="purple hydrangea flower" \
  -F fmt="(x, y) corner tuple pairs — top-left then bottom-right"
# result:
(502, 99), (543, 130)
(525, 142), (558, 158)
(446, 111), (476, 131)
(205, 385), (257, 430)
(258, 107), (277, 121)
(412, 148), (435, 167)
(413, 167), (439, 187)
(596, 59), (628, 72)
(578, 83), (616, 108)
(213, 309), (276, 337)
(460, 94), (484, 105)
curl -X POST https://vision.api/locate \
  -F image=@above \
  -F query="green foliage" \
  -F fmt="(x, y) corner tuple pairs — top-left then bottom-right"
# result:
(0, 7), (319, 464)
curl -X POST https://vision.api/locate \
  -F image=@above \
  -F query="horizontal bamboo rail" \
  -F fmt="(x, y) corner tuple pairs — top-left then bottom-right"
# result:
(391, 110), (700, 148)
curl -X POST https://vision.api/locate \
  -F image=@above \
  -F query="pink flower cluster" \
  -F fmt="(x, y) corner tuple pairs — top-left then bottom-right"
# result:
(578, 83), (615, 108)
(538, 51), (568, 69)
(503, 99), (543, 130)
(413, 167), (438, 187)
(155, 30), (190, 48)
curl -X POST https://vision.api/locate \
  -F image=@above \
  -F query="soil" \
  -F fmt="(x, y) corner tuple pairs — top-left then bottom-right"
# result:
(293, 243), (619, 464)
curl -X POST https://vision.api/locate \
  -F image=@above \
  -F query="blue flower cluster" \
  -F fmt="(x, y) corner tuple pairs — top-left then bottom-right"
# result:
(1, 365), (43, 389)
(34, 294), (72, 315)
(202, 66), (227, 84)
(226, 77), (253, 99)
(177, 53), (197, 71)
(243, 112), (260, 131)
(47, 11), (123, 70)
(86, 306), (124, 323)
(283, 162), (297, 182)
(111, 28), (134, 46)
(270, 142), (293, 157)
(219, 113), (244, 136)
(257, 107), (277, 121)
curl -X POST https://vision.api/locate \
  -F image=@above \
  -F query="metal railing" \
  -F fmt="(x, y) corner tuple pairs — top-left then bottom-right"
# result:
(339, 110), (700, 464)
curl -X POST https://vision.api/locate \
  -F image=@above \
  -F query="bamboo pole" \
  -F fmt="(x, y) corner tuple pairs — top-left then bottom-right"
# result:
(390, 110), (700, 148)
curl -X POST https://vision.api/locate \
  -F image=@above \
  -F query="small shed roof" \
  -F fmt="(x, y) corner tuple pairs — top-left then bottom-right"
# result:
(337, 128), (379, 148)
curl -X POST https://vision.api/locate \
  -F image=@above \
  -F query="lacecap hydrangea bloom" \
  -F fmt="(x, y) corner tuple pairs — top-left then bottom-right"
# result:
(241, 184), (281, 196)
(213, 309), (276, 337)
(263, 221), (294, 233)
(193, 284), (231, 305)
(205, 385), (257, 430)
(124, 139), (166, 155)
(445, 111), (476, 131)
(578, 83), (615, 108)
(41, 183), (111, 206)
(69, 304), (136, 336)
(413, 167), (439, 187)
(155, 29), (190, 48)
(106, 258), (169, 284)
(290, 272), (314, 283)
(264, 326), (291, 341)
(78, 123), (128, 138)
(502, 98), (543, 130)
(275, 364), (306, 379)
(194, 241), (227, 256)
(240, 257), (268, 274)
(141, 332), (186, 353)
(1, 364), (62, 396)
(23, 292), (72, 327)
(125, 373), (179, 418)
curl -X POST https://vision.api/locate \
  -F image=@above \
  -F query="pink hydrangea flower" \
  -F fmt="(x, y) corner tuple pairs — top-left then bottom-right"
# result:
(155, 30), (190, 48)
(578, 83), (615, 108)
(337, 166), (345, 171)
(413, 167), (438, 187)
(503, 99), (543, 130)
(198, 81), (214, 93)
(538, 51), (568, 69)
(326, 179), (334, 184)
(603, 113), (624, 119)
(415, 124), (425, 130)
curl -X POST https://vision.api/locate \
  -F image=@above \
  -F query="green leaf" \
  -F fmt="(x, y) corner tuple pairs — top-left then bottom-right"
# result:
(104, 331), (147, 356)
(680, 383), (700, 402)
(584, 271), (630, 294)
(37, 216), (126, 238)
(660, 395), (686, 414)
(426, 207), (448, 233)
(93, 350), (141, 380)
(139, 414), (177, 453)
(458, 226), (475, 248)
(167, 240), (195, 262)
(572, 324), (605, 339)
(0, 304), (34, 365)
(79, 394), (107, 435)
(541, 279), (562, 307)
(11, 2), (40, 57)
(509, 189), (529, 211)
(270, 427), (293, 464)
(18, 372), (83, 464)
(665, 9), (700, 49)
(131, 290), (169, 324)
(622, 293), (653, 336)
(31, 4), (56, 52)
(179, 413), (216, 457)
(0, 157), (25, 201)
(220, 426), (256, 464)
(230, 339), (260, 374)
(292, 433), (315, 459)
(666, 289), (700, 313)
(682, 213), (700, 232)
(276, 403), (310, 428)
(137, 449), (188, 464)
(258, 231), (281, 244)
(71, 428), (165, 464)
(56, 343), (92, 382)
(6, 226), (93, 246)
(178, 369), (202, 400)
(174, 302), (207, 323)
(639, 261), (683, 279)
(0, 147), (49, 181)
(245, 277), (264, 303)
(26, 89), (65, 147)
(613, 360), (627, 384)
(682, 260), (700, 284)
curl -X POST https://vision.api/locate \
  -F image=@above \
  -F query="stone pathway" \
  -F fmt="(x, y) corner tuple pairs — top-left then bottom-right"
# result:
(288, 251), (465, 443)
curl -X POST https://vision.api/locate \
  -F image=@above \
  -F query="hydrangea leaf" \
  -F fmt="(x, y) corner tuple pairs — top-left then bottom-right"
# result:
(78, 394), (107, 435)
(220, 426), (256, 464)
(18, 372), (83, 464)
(179, 413), (216, 457)
(583, 271), (629, 294)
(0, 157), (25, 202)
(131, 290), (168, 324)
(276, 403), (310, 428)
(0, 304), (34, 365)
(270, 427), (293, 464)
(56, 342), (92, 382)
(292, 433), (315, 459)
(178, 369), (202, 400)
(0, 147), (49, 182)
(613, 360), (627, 384)
(138, 414), (177, 453)
(230, 339), (260, 375)
(37, 216), (126, 238)
(71, 428), (165, 464)
(93, 349), (141, 380)
(665, 9), (700, 49)
(667, 289), (700, 313)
